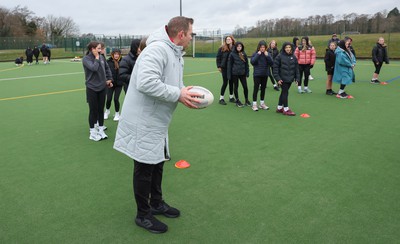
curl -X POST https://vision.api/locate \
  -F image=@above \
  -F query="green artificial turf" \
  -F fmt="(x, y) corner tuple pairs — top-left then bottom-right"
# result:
(0, 58), (399, 243)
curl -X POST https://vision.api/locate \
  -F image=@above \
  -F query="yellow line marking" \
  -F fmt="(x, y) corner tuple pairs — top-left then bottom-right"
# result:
(0, 88), (85, 101)
(0, 70), (219, 101)
(0, 72), (83, 82)
(184, 71), (219, 77)
(0, 64), (24, 72)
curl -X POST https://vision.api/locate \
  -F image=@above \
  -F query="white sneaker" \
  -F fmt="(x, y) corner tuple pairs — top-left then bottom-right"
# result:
(98, 126), (108, 140)
(95, 122), (107, 131)
(104, 109), (110, 120)
(309, 75), (314, 80)
(298, 88), (304, 94)
(89, 128), (101, 141)
(252, 104), (259, 111)
(259, 103), (269, 110)
(304, 88), (312, 93)
(113, 112), (120, 121)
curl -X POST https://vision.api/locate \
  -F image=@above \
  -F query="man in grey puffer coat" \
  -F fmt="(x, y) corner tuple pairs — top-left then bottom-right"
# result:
(114, 16), (199, 234)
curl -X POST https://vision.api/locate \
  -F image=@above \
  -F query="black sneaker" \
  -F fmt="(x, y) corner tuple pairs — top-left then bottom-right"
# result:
(326, 89), (333, 95)
(229, 97), (236, 103)
(236, 100), (244, 108)
(371, 79), (380, 84)
(219, 99), (227, 105)
(274, 86), (280, 91)
(245, 100), (251, 106)
(151, 201), (180, 218)
(135, 215), (168, 234)
(336, 92), (348, 99)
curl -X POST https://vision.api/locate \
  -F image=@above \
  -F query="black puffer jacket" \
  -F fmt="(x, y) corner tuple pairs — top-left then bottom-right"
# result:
(227, 42), (249, 80)
(119, 39), (141, 85)
(251, 40), (273, 77)
(107, 56), (123, 86)
(273, 42), (300, 83)
(324, 48), (336, 72)
(372, 43), (389, 64)
(216, 47), (231, 69)
(33, 47), (40, 57)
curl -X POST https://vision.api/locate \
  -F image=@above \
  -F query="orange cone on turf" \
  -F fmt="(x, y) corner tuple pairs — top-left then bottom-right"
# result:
(175, 160), (190, 169)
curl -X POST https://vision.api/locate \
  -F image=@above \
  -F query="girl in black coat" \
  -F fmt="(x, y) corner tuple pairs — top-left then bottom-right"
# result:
(119, 39), (142, 93)
(371, 37), (389, 84)
(25, 47), (34, 65)
(105, 49), (123, 121)
(216, 35), (235, 105)
(33, 46), (40, 64)
(227, 42), (250, 107)
(273, 42), (299, 116)
(267, 40), (280, 91)
(324, 41), (337, 95)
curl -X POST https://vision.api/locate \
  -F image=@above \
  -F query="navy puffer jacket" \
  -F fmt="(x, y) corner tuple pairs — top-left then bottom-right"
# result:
(251, 40), (273, 77)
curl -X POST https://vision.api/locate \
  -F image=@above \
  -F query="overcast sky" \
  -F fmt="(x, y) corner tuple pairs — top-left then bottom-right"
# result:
(1, 0), (397, 35)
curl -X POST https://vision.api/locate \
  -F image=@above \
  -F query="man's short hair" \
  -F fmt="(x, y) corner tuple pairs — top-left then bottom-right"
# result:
(167, 16), (194, 37)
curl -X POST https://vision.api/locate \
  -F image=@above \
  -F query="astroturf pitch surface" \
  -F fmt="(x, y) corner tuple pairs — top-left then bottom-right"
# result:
(1, 58), (399, 243)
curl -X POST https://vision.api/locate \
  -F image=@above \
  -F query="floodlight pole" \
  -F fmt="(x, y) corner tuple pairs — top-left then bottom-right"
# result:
(180, 0), (182, 16)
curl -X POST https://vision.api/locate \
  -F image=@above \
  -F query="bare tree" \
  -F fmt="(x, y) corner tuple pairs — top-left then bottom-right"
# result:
(45, 15), (79, 40)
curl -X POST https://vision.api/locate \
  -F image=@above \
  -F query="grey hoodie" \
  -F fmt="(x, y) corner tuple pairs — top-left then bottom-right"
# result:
(82, 52), (113, 91)
(113, 26), (185, 164)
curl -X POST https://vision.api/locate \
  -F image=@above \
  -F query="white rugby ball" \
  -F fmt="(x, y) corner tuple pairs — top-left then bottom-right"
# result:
(190, 86), (214, 109)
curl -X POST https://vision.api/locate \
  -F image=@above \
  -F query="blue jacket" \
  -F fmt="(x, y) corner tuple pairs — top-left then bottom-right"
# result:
(251, 40), (273, 77)
(332, 47), (356, 85)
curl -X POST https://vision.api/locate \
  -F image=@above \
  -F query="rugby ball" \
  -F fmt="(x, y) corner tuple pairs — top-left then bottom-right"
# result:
(190, 86), (214, 109)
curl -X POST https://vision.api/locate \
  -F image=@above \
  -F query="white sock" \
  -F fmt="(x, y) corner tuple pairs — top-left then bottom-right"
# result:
(273, 84), (277, 87)
(338, 89), (344, 94)
(298, 86), (302, 90)
(260, 100), (265, 105)
(229, 94), (234, 99)
(220, 95), (224, 100)
(304, 86), (308, 90)
(371, 78), (377, 81)
(284, 107), (289, 111)
(277, 105), (283, 110)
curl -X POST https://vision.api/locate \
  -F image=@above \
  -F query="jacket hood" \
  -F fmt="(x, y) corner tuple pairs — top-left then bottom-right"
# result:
(130, 39), (141, 56)
(281, 42), (294, 54)
(292, 37), (299, 46)
(257, 40), (267, 51)
(146, 26), (184, 57)
(233, 41), (245, 53)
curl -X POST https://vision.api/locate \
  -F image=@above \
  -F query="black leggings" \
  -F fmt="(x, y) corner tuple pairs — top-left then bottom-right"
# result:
(86, 87), (106, 128)
(232, 75), (249, 101)
(268, 66), (276, 85)
(373, 62), (383, 74)
(253, 76), (267, 101)
(298, 64), (311, 87)
(133, 160), (164, 217)
(220, 68), (234, 96)
(278, 82), (292, 107)
(106, 85), (123, 112)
